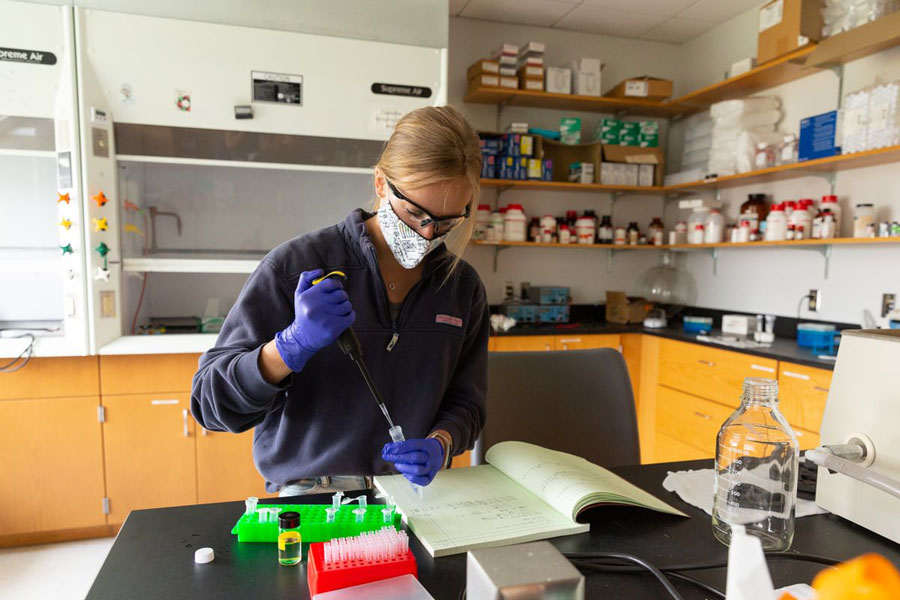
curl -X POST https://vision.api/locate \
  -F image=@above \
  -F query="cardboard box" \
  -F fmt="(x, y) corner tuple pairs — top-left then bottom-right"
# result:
(499, 76), (518, 89)
(638, 164), (655, 186)
(517, 65), (544, 79)
(468, 74), (500, 89)
(757, 0), (822, 65)
(540, 139), (602, 182)
(606, 292), (650, 324)
(572, 71), (601, 96)
(606, 76), (673, 100)
(602, 144), (666, 186)
(545, 67), (572, 94)
(520, 78), (544, 91)
(467, 59), (499, 80)
(499, 66), (517, 77)
(569, 57), (602, 74)
(729, 57), (757, 78)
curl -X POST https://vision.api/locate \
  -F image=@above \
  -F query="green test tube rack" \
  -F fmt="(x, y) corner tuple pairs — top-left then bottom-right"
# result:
(230, 504), (401, 543)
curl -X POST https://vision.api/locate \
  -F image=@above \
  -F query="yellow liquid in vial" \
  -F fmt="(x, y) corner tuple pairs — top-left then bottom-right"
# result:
(278, 531), (302, 566)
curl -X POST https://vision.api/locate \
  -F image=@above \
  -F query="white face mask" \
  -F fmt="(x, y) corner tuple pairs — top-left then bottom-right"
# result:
(377, 201), (444, 269)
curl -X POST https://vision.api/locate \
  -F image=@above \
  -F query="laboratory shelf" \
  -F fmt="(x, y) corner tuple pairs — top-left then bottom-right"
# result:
(98, 333), (218, 355)
(472, 240), (659, 250)
(116, 154), (374, 175)
(472, 237), (900, 252)
(122, 257), (261, 274)
(480, 178), (666, 194)
(463, 86), (674, 116)
(665, 145), (900, 192)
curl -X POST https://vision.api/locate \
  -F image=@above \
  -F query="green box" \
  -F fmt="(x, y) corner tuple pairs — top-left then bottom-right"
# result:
(560, 117), (582, 145)
(600, 118), (622, 132)
(638, 120), (659, 133)
(638, 133), (659, 147)
(231, 504), (401, 543)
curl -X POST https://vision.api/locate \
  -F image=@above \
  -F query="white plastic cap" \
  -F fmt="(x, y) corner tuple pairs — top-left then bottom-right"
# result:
(194, 547), (214, 564)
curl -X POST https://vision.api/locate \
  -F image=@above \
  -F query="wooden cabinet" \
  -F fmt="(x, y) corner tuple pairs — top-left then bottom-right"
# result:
(0, 396), (106, 538)
(102, 393), (197, 524)
(0, 356), (99, 400)
(554, 334), (620, 351)
(196, 427), (269, 504)
(658, 338), (777, 408)
(99, 353), (200, 395)
(655, 385), (735, 459)
(490, 335), (555, 352)
(778, 362), (832, 435)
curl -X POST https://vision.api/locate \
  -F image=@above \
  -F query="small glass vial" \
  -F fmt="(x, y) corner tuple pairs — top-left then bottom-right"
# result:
(712, 378), (798, 551)
(277, 511), (302, 566)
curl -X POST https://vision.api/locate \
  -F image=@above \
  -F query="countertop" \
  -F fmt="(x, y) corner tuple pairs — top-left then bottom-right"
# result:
(491, 322), (838, 370)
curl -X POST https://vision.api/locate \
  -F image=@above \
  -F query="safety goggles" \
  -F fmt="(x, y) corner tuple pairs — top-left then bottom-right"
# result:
(386, 179), (470, 238)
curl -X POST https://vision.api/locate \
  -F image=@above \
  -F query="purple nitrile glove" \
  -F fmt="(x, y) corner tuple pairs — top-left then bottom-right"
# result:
(274, 269), (356, 372)
(381, 438), (445, 486)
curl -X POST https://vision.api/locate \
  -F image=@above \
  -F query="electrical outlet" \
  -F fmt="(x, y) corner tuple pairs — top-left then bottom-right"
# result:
(883, 293), (896, 318)
(808, 289), (821, 312)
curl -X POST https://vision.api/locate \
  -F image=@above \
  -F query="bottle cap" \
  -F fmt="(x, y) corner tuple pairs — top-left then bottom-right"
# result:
(822, 195), (837, 203)
(279, 510), (301, 529)
(507, 204), (523, 211)
(194, 547), (215, 564)
(478, 204), (491, 211)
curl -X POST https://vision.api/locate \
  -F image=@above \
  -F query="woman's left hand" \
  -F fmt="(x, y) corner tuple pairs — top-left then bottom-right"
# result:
(382, 438), (444, 486)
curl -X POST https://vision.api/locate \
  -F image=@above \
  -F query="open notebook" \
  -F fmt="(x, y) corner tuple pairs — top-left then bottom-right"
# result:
(374, 441), (686, 557)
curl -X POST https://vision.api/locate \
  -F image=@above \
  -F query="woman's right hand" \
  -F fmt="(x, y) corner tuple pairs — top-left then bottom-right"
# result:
(274, 269), (356, 372)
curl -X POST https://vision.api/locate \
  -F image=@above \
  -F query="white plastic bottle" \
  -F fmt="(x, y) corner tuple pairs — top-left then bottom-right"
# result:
(704, 209), (725, 244)
(788, 202), (811, 240)
(690, 224), (705, 244)
(821, 195), (842, 237)
(575, 215), (596, 244)
(540, 215), (556, 243)
(503, 204), (528, 242)
(490, 211), (505, 241)
(765, 204), (787, 241)
(473, 204), (492, 240)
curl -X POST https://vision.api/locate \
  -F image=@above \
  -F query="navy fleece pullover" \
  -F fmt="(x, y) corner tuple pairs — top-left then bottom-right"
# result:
(190, 209), (488, 491)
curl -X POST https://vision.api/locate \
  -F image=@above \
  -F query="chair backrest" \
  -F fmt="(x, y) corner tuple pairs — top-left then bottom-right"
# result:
(478, 348), (640, 468)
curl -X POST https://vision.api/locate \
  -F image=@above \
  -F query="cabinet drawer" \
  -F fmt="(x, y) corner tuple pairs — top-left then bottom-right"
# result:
(100, 353), (201, 394)
(0, 356), (99, 400)
(658, 338), (777, 408)
(490, 336), (554, 352)
(778, 362), (832, 433)
(656, 385), (736, 457)
(555, 334), (621, 351)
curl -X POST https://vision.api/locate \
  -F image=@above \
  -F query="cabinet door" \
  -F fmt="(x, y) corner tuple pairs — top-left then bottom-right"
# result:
(554, 334), (621, 351)
(656, 385), (736, 459)
(778, 362), (832, 434)
(490, 336), (555, 352)
(0, 397), (106, 535)
(658, 338), (777, 408)
(102, 393), (197, 524)
(196, 427), (269, 504)
(99, 353), (200, 395)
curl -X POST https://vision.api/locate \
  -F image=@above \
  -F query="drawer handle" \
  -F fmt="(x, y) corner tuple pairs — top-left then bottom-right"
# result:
(814, 386), (830, 393)
(783, 371), (811, 381)
(694, 411), (712, 420)
(559, 338), (581, 344)
(151, 399), (179, 405)
(751, 364), (775, 373)
(698, 360), (716, 367)
(182, 409), (190, 438)
(545, 344), (551, 351)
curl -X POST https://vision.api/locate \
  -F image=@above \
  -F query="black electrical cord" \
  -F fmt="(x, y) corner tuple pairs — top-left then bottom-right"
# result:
(563, 550), (840, 572)
(571, 552), (686, 600)
(0, 333), (35, 373)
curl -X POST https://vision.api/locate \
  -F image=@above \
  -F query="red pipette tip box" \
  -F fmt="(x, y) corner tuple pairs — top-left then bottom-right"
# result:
(307, 541), (417, 596)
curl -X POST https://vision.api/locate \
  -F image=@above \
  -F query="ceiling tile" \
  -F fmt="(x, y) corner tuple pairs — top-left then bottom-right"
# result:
(678, 0), (764, 22)
(553, 5), (666, 38)
(580, 0), (700, 18)
(449, 0), (470, 16)
(460, 0), (579, 28)
(640, 17), (718, 44)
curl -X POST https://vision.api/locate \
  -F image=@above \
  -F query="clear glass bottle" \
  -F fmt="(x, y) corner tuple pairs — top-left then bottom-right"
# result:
(713, 378), (798, 551)
(278, 510), (302, 566)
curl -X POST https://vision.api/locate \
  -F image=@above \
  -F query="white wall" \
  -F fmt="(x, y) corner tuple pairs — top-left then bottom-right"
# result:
(452, 13), (900, 325)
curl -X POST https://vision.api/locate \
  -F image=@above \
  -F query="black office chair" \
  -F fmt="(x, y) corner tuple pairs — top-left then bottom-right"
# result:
(476, 348), (640, 468)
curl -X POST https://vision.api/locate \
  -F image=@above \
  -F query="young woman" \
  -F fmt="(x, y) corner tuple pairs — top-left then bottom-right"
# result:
(191, 106), (488, 496)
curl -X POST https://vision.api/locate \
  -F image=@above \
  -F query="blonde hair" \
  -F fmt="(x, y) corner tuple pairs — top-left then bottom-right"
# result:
(373, 105), (482, 275)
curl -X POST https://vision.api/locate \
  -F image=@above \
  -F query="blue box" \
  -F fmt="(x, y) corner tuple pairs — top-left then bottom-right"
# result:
(542, 159), (553, 181)
(682, 316), (713, 334)
(479, 138), (500, 155)
(504, 304), (538, 323)
(538, 305), (570, 323)
(480, 153), (496, 179)
(527, 286), (569, 305)
(799, 111), (841, 162)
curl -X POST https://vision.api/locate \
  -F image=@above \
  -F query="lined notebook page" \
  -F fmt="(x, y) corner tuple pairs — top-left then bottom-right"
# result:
(374, 465), (588, 558)
(486, 441), (687, 519)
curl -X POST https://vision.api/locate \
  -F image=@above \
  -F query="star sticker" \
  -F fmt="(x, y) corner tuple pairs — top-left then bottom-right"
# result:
(94, 242), (110, 257)
(124, 223), (145, 237)
(93, 217), (108, 231)
(92, 191), (108, 207)
(60, 243), (73, 255)
(94, 266), (111, 282)
(57, 193), (70, 204)
(59, 218), (73, 230)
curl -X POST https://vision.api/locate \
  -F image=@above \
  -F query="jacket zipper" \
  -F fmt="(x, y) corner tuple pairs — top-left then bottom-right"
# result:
(367, 246), (430, 353)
